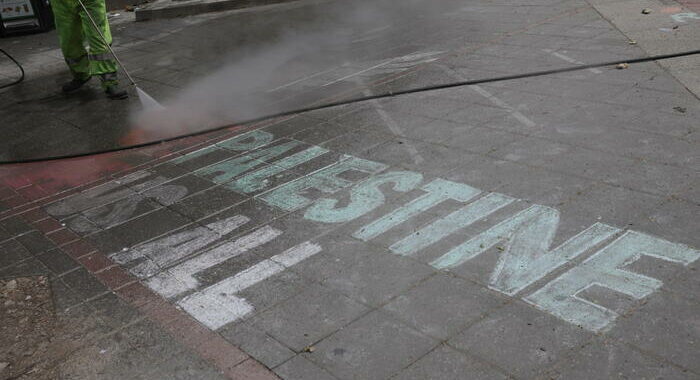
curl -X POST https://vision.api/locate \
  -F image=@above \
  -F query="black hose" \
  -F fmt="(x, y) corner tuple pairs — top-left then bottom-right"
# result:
(2, 48), (700, 164)
(0, 48), (25, 89)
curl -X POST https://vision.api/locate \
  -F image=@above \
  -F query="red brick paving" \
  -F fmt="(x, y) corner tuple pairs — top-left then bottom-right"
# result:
(94, 266), (135, 289)
(46, 228), (80, 246)
(32, 217), (64, 234)
(78, 252), (116, 273)
(0, 123), (281, 379)
(61, 239), (98, 259)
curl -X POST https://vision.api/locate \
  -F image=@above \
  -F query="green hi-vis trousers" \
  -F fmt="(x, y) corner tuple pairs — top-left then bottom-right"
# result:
(52, 0), (118, 88)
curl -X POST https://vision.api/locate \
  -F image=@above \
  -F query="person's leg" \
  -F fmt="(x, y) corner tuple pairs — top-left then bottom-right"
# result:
(52, 0), (91, 92)
(79, 0), (128, 99)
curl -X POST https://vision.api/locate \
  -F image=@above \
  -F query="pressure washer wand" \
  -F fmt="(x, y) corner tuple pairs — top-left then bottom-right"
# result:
(76, 0), (137, 87)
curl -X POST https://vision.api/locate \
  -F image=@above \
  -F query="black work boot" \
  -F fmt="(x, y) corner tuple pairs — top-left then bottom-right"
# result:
(62, 77), (90, 93)
(105, 83), (129, 100)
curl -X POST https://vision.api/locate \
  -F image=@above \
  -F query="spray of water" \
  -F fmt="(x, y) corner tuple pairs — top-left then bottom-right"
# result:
(136, 86), (165, 111)
(124, 0), (461, 144)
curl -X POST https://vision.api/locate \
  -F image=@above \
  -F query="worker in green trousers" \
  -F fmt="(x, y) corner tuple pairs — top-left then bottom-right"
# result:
(52, 0), (128, 99)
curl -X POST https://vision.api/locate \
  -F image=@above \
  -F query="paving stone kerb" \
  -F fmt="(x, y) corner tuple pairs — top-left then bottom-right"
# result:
(135, 0), (299, 21)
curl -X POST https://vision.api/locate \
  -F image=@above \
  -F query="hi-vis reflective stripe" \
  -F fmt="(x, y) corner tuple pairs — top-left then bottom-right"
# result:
(88, 53), (113, 61)
(65, 55), (87, 65)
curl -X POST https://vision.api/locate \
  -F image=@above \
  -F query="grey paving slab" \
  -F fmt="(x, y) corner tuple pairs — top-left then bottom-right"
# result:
(57, 301), (115, 338)
(250, 284), (370, 352)
(448, 300), (593, 379)
(169, 146), (242, 172)
(444, 155), (594, 207)
(320, 249), (436, 308)
(121, 164), (191, 193)
(308, 310), (439, 380)
(15, 230), (55, 255)
(80, 194), (163, 231)
(144, 173), (217, 206)
(56, 336), (150, 380)
(666, 257), (700, 305)
(46, 181), (137, 219)
(274, 355), (338, 380)
(168, 185), (249, 221)
(245, 210), (340, 256)
(285, 231), (382, 284)
(0, 216), (33, 235)
(59, 319), (223, 380)
(625, 200), (700, 249)
(290, 122), (358, 146)
(379, 93), (480, 122)
(542, 338), (696, 380)
(0, 239), (32, 270)
(489, 136), (696, 201)
(496, 75), (635, 104)
(85, 229), (130, 255)
(364, 113), (447, 143)
(395, 344), (510, 380)
(556, 183), (666, 230)
(361, 139), (480, 178)
(219, 321), (296, 368)
(320, 129), (394, 158)
(0, 225), (11, 243)
(88, 292), (144, 330)
(676, 179), (700, 206)
(382, 273), (507, 340)
(612, 291), (700, 374)
(93, 208), (192, 253)
(120, 319), (195, 363)
(143, 356), (229, 380)
(432, 100), (509, 128)
(436, 125), (526, 155)
(235, 266), (309, 316)
(36, 248), (80, 277)
(64, 214), (103, 235)
(196, 198), (287, 237)
(60, 267), (109, 301)
(50, 277), (85, 311)
(0, 257), (49, 279)
(536, 97), (697, 141)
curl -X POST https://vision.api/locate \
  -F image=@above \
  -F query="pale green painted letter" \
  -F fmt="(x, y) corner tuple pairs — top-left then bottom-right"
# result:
(353, 179), (481, 241)
(260, 156), (387, 211)
(525, 231), (700, 332)
(305, 171), (423, 223)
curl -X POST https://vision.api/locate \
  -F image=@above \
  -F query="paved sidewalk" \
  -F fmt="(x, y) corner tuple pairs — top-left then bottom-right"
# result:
(1, 0), (699, 378)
